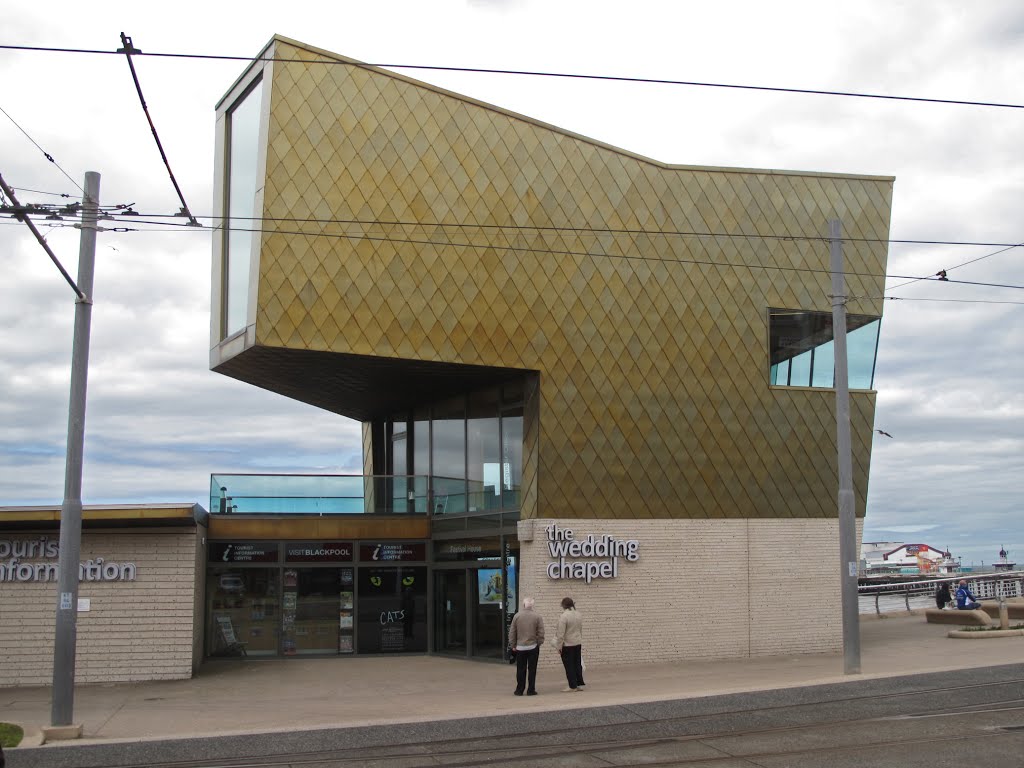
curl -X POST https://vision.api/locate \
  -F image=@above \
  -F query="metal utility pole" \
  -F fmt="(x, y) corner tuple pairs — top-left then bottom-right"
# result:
(829, 218), (861, 675)
(51, 171), (101, 727)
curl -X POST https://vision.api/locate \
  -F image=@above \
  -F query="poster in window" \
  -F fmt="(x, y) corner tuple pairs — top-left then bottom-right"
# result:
(477, 569), (503, 604)
(356, 566), (426, 653)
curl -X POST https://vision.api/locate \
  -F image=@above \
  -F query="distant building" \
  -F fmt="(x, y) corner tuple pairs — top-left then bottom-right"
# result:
(861, 542), (958, 576)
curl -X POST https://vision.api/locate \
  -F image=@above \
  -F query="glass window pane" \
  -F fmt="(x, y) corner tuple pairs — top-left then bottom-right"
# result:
(811, 339), (835, 388)
(413, 407), (430, 475)
(412, 407), (430, 513)
(468, 388), (501, 512)
(224, 79), (263, 338)
(501, 405), (523, 510)
(770, 360), (789, 385)
(391, 434), (408, 514)
(207, 567), (278, 657)
(789, 350), (812, 387)
(284, 568), (343, 656)
(473, 566), (505, 658)
(357, 566), (426, 653)
(433, 396), (466, 513)
(848, 319), (880, 389)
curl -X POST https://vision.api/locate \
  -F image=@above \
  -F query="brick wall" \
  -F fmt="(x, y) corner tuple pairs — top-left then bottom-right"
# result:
(0, 529), (201, 687)
(518, 518), (863, 668)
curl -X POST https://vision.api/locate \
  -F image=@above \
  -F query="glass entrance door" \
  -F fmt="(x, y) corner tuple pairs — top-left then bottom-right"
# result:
(472, 567), (505, 658)
(434, 569), (467, 654)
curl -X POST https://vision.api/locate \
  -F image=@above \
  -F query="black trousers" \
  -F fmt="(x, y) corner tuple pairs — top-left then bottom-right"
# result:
(515, 646), (540, 693)
(560, 644), (585, 688)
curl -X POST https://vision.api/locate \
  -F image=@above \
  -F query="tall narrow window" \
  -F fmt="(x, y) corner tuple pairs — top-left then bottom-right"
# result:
(467, 388), (501, 512)
(224, 78), (263, 338)
(432, 396), (467, 514)
(390, 414), (408, 514)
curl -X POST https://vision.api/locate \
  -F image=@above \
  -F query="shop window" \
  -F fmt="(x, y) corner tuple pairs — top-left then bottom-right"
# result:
(206, 567), (279, 657)
(280, 567), (354, 655)
(356, 566), (427, 653)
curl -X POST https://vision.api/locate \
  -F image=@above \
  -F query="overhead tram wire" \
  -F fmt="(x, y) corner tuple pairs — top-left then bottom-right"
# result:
(886, 296), (1024, 305)
(17, 204), (1024, 286)
(116, 33), (201, 229)
(25, 206), (1021, 297)
(0, 104), (84, 195)
(38, 205), (1024, 287)
(2, 43), (1024, 111)
(9, 186), (74, 198)
(886, 240), (1024, 293)
(126, 210), (1024, 250)
(104, 214), (1024, 291)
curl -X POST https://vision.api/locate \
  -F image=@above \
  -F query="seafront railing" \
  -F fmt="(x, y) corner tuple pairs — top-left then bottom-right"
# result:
(858, 571), (1024, 615)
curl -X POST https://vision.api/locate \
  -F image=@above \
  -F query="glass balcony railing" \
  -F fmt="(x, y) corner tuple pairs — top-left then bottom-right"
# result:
(211, 474), (427, 516)
(210, 474), (521, 516)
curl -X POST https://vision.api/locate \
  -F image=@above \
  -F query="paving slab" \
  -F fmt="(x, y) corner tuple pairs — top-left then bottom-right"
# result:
(1, 612), (1022, 766)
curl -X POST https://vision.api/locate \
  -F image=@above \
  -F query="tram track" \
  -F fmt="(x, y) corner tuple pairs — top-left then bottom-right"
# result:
(54, 675), (1024, 768)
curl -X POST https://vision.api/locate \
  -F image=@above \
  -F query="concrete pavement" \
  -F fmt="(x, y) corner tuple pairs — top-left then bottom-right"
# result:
(2, 611), (1022, 763)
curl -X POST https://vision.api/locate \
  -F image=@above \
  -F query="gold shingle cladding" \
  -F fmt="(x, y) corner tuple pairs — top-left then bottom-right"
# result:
(214, 36), (892, 522)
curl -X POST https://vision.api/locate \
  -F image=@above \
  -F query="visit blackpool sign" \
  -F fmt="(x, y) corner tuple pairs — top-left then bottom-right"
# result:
(544, 523), (639, 583)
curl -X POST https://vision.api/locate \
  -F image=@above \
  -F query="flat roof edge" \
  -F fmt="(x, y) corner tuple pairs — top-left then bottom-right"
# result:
(0, 504), (209, 528)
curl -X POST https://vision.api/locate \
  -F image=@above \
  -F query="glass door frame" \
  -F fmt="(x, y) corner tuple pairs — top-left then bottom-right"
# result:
(429, 532), (518, 660)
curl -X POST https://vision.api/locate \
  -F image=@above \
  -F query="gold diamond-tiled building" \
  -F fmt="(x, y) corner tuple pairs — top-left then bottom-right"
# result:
(210, 36), (892, 663)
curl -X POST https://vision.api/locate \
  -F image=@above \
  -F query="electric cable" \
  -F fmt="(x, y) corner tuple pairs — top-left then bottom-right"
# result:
(96, 215), (1024, 290)
(8, 203), (1022, 288)
(0, 104), (84, 195)
(7, 207), (1020, 302)
(8, 186), (73, 198)
(886, 240), (1024, 293)
(1, 44), (1022, 111)
(885, 296), (1024, 305)
(94, 210), (1024, 251)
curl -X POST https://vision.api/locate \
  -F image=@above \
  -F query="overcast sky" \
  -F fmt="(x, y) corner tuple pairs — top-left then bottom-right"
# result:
(1, 2), (1021, 567)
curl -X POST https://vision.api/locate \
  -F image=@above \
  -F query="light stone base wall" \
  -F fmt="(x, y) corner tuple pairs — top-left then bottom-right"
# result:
(519, 518), (863, 668)
(0, 529), (201, 687)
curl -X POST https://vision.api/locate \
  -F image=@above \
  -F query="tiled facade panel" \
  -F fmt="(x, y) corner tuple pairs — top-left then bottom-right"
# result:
(0, 531), (200, 687)
(519, 518), (863, 667)
(252, 38), (891, 522)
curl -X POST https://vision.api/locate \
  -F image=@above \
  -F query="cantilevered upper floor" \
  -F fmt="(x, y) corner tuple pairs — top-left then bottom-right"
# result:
(210, 35), (893, 521)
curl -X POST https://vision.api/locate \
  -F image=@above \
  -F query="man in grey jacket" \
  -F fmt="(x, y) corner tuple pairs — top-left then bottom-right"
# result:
(508, 597), (545, 695)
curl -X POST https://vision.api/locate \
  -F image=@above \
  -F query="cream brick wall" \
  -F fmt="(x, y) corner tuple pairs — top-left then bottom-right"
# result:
(519, 518), (863, 668)
(0, 529), (201, 687)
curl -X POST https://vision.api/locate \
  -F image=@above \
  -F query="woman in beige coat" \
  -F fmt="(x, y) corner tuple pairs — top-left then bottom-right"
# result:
(555, 597), (585, 692)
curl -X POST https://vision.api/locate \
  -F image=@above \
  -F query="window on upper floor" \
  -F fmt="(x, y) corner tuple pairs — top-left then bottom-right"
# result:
(768, 309), (880, 390)
(223, 77), (263, 338)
